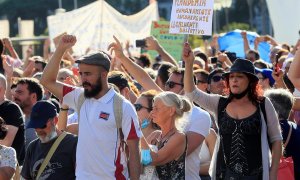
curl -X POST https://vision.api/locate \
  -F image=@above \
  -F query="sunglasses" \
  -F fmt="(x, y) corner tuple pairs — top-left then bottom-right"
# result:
(211, 76), (225, 83)
(165, 81), (183, 89)
(134, 104), (151, 111)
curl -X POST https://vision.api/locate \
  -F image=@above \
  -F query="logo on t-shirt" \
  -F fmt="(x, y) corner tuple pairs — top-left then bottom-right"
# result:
(99, 112), (110, 120)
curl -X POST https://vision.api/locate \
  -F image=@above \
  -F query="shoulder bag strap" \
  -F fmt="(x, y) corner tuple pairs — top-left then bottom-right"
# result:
(113, 93), (123, 130)
(76, 92), (85, 123)
(36, 132), (67, 180)
(284, 123), (292, 147)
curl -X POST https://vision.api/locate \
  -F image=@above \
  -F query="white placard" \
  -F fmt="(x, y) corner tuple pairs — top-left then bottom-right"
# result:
(169, 0), (214, 36)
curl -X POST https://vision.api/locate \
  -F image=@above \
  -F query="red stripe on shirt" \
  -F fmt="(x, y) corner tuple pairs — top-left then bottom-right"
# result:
(115, 146), (126, 180)
(127, 118), (139, 140)
(63, 85), (75, 97)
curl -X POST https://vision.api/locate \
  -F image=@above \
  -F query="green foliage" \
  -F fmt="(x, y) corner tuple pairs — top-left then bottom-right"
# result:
(188, 35), (205, 49)
(220, 22), (255, 33)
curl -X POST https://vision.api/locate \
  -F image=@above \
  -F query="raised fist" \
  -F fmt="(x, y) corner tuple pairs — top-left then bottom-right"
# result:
(57, 35), (77, 51)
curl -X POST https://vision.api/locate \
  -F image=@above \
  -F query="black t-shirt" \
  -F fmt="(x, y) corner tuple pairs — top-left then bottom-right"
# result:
(0, 100), (25, 164)
(21, 133), (77, 180)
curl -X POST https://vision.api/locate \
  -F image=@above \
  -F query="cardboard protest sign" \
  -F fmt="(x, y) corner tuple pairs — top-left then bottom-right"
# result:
(169, 0), (214, 36)
(149, 21), (185, 62)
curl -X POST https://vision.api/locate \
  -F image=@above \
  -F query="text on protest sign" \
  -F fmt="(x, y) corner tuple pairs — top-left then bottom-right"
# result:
(169, 0), (214, 36)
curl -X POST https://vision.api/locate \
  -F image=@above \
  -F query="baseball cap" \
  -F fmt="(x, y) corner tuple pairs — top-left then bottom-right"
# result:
(27, 100), (58, 129)
(75, 51), (111, 71)
(255, 67), (275, 86)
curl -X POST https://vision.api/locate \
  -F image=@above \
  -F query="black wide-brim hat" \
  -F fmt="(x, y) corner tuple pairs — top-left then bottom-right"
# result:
(222, 58), (259, 81)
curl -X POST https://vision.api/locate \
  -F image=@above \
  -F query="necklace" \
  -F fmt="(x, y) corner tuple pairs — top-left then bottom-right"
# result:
(161, 127), (176, 142)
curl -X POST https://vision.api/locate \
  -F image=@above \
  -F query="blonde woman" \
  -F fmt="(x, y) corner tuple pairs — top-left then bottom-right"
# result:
(141, 91), (191, 180)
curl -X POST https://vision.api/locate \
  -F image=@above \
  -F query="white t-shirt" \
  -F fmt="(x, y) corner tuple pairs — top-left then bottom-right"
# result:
(184, 106), (211, 180)
(63, 86), (142, 180)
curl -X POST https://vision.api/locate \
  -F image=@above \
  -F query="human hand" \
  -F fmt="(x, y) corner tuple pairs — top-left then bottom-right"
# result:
(217, 52), (229, 63)
(26, 45), (33, 57)
(241, 31), (247, 39)
(182, 42), (195, 66)
(2, 55), (13, 77)
(2, 38), (13, 49)
(107, 36), (126, 60)
(57, 35), (77, 51)
(145, 36), (160, 51)
(272, 69), (284, 81)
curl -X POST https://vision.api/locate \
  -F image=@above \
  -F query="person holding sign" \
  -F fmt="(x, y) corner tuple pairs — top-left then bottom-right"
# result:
(182, 42), (282, 180)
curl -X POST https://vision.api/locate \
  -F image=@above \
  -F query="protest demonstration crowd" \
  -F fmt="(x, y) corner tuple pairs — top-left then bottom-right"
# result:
(0, 0), (300, 180)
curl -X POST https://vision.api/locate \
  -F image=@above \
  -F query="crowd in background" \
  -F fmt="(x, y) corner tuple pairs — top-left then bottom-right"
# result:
(0, 30), (299, 180)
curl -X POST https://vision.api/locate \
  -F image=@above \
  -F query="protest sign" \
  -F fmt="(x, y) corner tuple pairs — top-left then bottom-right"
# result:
(169, 0), (214, 36)
(149, 21), (185, 62)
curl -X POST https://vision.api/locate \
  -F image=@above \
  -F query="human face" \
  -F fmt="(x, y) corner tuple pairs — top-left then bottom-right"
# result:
(134, 96), (151, 124)
(165, 73), (184, 94)
(246, 52), (256, 62)
(195, 73), (208, 92)
(257, 72), (269, 90)
(35, 119), (57, 143)
(34, 62), (44, 74)
(229, 73), (250, 94)
(151, 99), (170, 126)
(208, 73), (226, 95)
(79, 64), (103, 98)
(13, 83), (33, 109)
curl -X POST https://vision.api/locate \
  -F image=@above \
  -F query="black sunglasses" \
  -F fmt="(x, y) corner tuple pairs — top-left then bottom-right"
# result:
(165, 81), (183, 89)
(134, 104), (151, 111)
(211, 76), (225, 82)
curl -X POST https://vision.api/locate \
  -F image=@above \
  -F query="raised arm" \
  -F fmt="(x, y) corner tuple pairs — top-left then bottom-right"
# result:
(145, 36), (178, 67)
(108, 36), (162, 92)
(182, 42), (197, 93)
(241, 31), (250, 56)
(3, 38), (19, 60)
(288, 47), (300, 90)
(40, 35), (77, 100)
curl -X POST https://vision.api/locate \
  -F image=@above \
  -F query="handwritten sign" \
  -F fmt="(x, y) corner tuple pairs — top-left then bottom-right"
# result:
(169, 0), (214, 36)
(149, 21), (185, 62)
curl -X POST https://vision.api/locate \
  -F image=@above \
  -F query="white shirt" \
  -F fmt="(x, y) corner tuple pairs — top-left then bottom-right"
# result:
(63, 86), (142, 180)
(184, 106), (211, 180)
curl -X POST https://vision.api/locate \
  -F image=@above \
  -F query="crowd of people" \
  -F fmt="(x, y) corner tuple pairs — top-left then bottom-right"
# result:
(0, 29), (299, 180)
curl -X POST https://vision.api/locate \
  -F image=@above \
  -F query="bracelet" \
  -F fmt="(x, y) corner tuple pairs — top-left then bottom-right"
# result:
(60, 108), (69, 111)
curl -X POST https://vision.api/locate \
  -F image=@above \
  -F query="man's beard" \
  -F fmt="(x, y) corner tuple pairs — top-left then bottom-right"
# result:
(36, 126), (58, 143)
(82, 76), (102, 98)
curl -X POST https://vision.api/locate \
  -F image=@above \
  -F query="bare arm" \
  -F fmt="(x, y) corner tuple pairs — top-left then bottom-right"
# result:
(182, 42), (197, 93)
(127, 139), (141, 180)
(3, 38), (19, 59)
(0, 167), (15, 180)
(43, 38), (51, 60)
(40, 35), (77, 100)
(288, 48), (300, 90)
(141, 133), (186, 166)
(0, 125), (18, 146)
(108, 36), (162, 92)
(57, 105), (69, 131)
(292, 97), (300, 111)
(2, 55), (13, 100)
(241, 31), (250, 55)
(186, 132), (205, 156)
(145, 36), (178, 67)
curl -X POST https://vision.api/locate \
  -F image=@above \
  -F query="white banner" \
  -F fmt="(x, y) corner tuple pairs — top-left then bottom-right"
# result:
(0, 20), (9, 38)
(169, 0), (214, 36)
(47, 1), (159, 55)
(266, 0), (300, 45)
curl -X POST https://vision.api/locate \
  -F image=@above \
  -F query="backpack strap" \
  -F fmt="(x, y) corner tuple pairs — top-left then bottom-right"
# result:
(36, 132), (67, 180)
(76, 92), (85, 123)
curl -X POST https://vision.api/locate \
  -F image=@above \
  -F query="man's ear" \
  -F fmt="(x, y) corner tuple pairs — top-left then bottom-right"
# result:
(53, 116), (59, 125)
